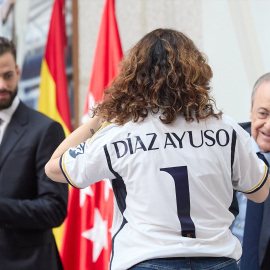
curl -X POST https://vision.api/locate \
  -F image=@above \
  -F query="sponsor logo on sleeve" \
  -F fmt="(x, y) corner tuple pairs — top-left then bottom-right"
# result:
(69, 142), (86, 158)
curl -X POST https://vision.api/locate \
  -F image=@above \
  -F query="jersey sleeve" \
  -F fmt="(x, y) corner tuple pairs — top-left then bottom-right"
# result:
(59, 124), (115, 189)
(232, 128), (268, 194)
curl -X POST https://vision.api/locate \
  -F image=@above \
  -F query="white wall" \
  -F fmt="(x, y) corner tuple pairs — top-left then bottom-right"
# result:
(202, 0), (270, 122)
(78, 0), (270, 122)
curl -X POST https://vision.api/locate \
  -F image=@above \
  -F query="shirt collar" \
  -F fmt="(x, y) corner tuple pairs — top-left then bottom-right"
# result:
(0, 96), (20, 124)
(251, 136), (261, 153)
(251, 136), (270, 163)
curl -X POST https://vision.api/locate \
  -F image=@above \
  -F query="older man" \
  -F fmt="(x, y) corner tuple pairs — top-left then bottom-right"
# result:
(231, 73), (270, 270)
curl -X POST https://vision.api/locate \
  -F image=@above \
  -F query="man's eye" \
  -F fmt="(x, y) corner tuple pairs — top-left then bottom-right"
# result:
(4, 73), (12, 79)
(258, 112), (268, 118)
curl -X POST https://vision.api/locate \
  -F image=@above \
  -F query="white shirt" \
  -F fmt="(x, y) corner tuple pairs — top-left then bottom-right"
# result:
(60, 113), (267, 270)
(0, 96), (19, 143)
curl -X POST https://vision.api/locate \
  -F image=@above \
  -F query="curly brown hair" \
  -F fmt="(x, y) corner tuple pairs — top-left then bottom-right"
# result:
(94, 28), (221, 124)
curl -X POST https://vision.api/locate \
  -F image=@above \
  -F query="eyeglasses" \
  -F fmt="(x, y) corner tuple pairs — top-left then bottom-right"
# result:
(255, 109), (270, 120)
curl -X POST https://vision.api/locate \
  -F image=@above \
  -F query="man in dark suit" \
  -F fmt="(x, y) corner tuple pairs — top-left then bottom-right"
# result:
(231, 73), (270, 270)
(0, 38), (68, 269)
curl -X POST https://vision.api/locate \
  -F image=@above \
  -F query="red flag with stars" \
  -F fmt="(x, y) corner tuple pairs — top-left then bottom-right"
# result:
(60, 0), (123, 269)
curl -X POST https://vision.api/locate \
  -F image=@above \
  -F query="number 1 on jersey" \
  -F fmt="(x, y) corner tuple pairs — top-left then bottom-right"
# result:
(160, 166), (196, 238)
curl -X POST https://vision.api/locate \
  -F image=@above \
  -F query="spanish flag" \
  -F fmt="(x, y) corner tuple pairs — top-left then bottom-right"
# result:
(38, 0), (71, 249)
(38, 0), (71, 136)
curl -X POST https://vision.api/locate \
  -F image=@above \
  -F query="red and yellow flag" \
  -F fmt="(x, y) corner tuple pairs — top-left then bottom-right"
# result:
(38, 0), (71, 136)
(61, 0), (123, 269)
(38, 0), (72, 249)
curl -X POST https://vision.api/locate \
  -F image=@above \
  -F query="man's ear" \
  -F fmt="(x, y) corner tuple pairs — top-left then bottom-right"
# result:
(249, 102), (253, 120)
(16, 65), (21, 81)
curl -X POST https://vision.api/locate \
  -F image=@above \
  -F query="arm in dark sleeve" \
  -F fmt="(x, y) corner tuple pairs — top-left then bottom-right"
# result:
(0, 121), (69, 230)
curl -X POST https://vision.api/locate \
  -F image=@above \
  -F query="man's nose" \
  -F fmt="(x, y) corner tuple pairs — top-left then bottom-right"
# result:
(0, 78), (5, 90)
(264, 117), (270, 129)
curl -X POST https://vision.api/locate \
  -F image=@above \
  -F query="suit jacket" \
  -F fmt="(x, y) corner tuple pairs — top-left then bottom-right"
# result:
(0, 102), (68, 270)
(239, 122), (270, 269)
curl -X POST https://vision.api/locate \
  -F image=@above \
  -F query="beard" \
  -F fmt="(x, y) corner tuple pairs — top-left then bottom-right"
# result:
(0, 86), (18, 110)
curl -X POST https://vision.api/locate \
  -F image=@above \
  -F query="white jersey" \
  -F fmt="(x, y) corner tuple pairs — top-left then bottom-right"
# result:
(60, 113), (267, 270)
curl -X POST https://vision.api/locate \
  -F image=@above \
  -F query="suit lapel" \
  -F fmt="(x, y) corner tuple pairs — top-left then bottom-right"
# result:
(239, 121), (251, 135)
(0, 102), (28, 168)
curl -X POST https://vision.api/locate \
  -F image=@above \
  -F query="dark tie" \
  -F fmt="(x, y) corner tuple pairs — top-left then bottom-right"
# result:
(241, 152), (268, 270)
(0, 118), (3, 143)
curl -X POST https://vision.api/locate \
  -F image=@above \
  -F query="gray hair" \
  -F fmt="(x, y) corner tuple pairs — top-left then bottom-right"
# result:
(251, 72), (270, 104)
